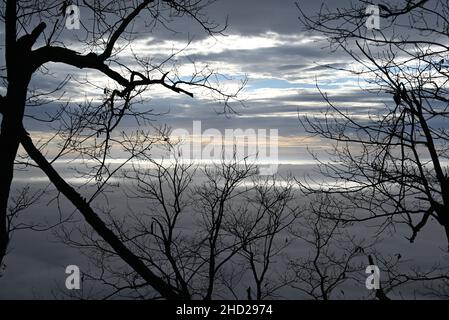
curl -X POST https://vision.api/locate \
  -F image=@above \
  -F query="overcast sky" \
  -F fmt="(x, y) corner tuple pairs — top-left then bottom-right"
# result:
(3, 0), (444, 299)
(6, 0), (392, 162)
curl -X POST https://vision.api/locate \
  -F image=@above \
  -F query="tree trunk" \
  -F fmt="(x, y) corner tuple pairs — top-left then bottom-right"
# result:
(0, 117), (20, 266)
(0, 77), (29, 266)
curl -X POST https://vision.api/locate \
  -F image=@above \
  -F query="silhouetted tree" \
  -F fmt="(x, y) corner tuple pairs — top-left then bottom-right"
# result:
(296, 0), (449, 299)
(56, 150), (299, 299)
(298, 0), (449, 249)
(289, 194), (367, 300)
(0, 0), (242, 299)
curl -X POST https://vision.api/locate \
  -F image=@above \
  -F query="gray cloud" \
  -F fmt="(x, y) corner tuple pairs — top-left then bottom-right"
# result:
(5, 0), (447, 299)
